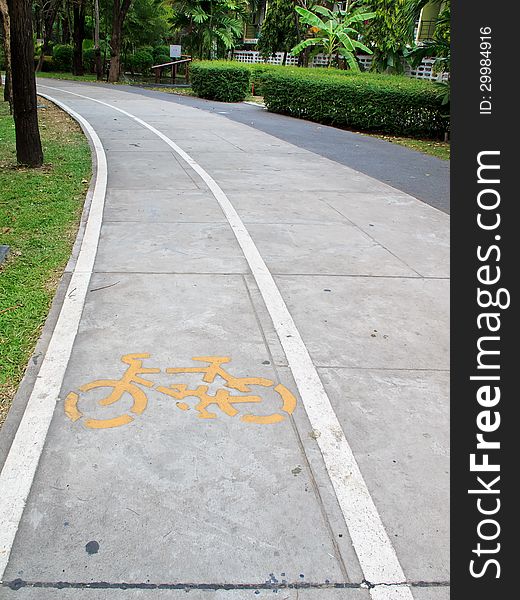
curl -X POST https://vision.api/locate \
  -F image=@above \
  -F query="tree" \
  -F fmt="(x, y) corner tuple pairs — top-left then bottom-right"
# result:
(108, 0), (133, 82)
(124, 0), (171, 50)
(362, 0), (412, 73)
(0, 0), (13, 107)
(291, 2), (375, 69)
(405, 2), (450, 73)
(35, 0), (61, 72)
(60, 0), (72, 45)
(257, 0), (300, 64)
(169, 0), (249, 60)
(72, 0), (87, 75)
(405, 0), (450, 109)
(93, 0), (102, 79)
(6, 0), (43, 166)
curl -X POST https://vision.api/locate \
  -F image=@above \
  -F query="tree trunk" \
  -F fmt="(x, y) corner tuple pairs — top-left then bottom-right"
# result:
(6, 0), (43, 167)
(62, 0), (71, 44)
(108, 0), (132, 83)
(33, 3), (42, 39)
(72, 0), (86, 75)
(36, 0), (60, 72)
(0, 0), (13, 109)
(93, 0), (102, 79)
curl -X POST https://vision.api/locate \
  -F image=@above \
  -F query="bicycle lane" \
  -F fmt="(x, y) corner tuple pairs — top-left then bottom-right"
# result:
(0, 80), (449, 600)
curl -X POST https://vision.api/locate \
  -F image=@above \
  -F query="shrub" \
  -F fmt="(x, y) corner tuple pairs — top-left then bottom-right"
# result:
(83, 48), (96, 73)
(52, 44), (73, 72)
(154, 54), (171, 67)
(34, 55), (55, 72)
(245, 63), (352, 96)
(153, 46), (170, 60)
(190, 61), (250, 102)
(126, 49), (154, 74)
(261, 69), (448, 137)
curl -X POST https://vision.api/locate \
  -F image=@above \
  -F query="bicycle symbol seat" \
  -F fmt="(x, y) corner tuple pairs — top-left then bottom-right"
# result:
(64, 354), (297, 429)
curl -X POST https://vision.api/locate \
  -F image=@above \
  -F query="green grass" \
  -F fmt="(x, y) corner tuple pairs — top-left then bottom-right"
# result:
(0, 98), (91, 425)
(143, 86), (195, 96)
(374, 134), (450, 160)
(36, 71), (98, 82)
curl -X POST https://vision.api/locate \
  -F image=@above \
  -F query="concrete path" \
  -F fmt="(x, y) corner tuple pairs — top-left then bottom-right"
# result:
(0, 80), (449, 600)
(94, 84), (451, 213)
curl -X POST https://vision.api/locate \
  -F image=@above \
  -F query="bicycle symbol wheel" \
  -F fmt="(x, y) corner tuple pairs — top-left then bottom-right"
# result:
(239, 382), (297, 424)
(64, 380), (148, 429)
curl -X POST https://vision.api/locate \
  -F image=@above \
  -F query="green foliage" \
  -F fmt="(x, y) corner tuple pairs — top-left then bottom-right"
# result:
(34, 55), (56, 72)
(0, 47), (4, 70)
(261, 69), (448, 137)
(257, 0), (300, 61)
(190, 60), (250, 102)
(126, 49), (154, 74)
(52, 44), (74, 72)
(153, 45), (171, 60)
(82, 48), (96, 73)
(169, 0), (249, 59)
(154, 54), (172, 66)
(363, 0), (411, 73)
(406, 1), (451, 75)
(434, 0), (450, 45)
(247, 62), (347, 94)
(124, 0), (172, 50)
(291, 2), (375, 70)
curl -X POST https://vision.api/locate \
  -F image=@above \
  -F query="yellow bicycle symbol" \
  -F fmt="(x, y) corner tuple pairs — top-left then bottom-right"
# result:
(64, 354), (297, 429)
(158, 356), (296, 424)
(64, 353), (160, 429)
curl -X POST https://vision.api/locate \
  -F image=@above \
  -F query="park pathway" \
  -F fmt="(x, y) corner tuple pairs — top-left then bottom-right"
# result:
(0, 80), (449, 600)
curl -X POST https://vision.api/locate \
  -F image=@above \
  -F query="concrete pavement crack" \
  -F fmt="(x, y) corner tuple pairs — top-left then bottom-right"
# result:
(2, 579), (451, 591)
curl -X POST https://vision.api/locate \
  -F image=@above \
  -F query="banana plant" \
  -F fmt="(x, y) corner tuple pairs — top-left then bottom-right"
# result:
(291, 3), (375, 70)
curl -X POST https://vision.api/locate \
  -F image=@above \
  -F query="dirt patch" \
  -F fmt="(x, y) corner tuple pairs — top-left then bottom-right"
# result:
(37, 95), (82, 139)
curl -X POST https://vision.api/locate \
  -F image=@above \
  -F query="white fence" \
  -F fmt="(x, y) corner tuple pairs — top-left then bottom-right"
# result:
(232, 50), (449, 81)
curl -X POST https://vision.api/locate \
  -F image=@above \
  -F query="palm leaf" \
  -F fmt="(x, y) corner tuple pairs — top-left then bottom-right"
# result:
(294, 6), (326, 30)
(337, 32), (354, 52)
(291, 37), (319, 55)
(338, 47), (360, 71)
(351, 39), (372, 54)
(347, 11), (376, 24)
(313, 5), (334, 19)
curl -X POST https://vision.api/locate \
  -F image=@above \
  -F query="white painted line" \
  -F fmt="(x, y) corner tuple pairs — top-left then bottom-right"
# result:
(37, 84), (413, 598)
(0, 95), (108, 580)
(243, 100), (266, 108)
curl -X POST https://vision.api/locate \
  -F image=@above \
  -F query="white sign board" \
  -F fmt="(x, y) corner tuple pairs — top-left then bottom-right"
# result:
(169, 45), (182, 59)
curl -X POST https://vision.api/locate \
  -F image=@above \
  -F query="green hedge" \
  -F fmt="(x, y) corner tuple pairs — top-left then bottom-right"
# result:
(190, 61), (250, 102)
(246, 63), (354, 95)
(125, 49), (154, 74)
(153, 46), (170, 61)
(154, 54), (171, 67)
(261, 70), (448, 137)
(83, 48), (96, 73)
(52, 44), (73, 72)
(33, 55), (55, 72)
